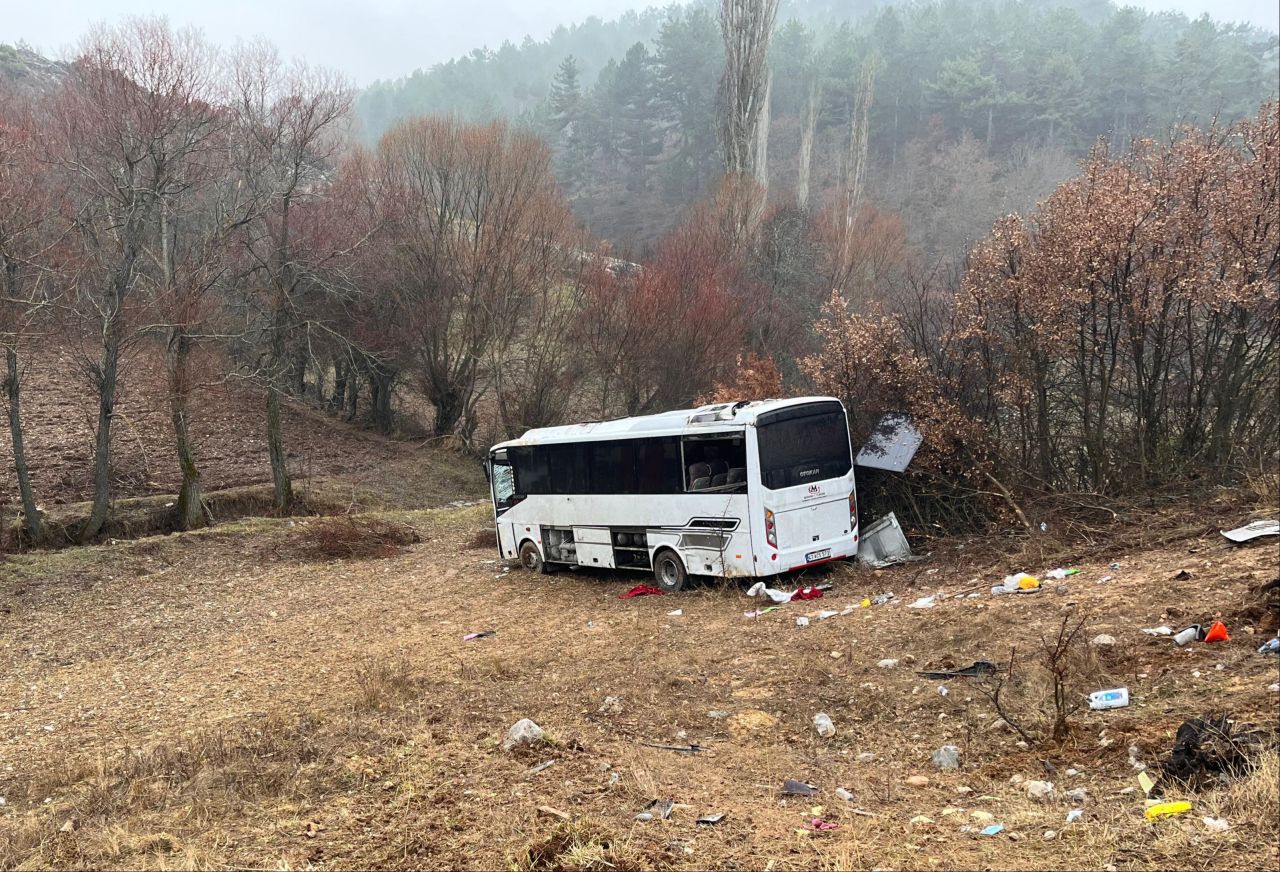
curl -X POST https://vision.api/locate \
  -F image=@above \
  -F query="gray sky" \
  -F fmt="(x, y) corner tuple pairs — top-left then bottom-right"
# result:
(3, 0), (1277, 86)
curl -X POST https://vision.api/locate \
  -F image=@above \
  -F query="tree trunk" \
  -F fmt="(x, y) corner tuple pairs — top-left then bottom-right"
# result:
(81, 328), (120, 542)
(332, 356), (348, 411)
(266, 388), (293, 512)
(5, 347), (43, 545)
(796, 79), (819, 210)
(370, 365), (395, 435)
(754, 69), (772, 196)
(167, 326), (208, 531)
(432, 387), (466, 437)
(986, 104), (994, 149)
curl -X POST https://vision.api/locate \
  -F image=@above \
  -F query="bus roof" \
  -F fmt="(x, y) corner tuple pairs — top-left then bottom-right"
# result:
(490, 396), (843, 451)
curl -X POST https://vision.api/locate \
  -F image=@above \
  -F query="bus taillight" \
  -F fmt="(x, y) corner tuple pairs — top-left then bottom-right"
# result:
(849, 492), (858, 529)
(764, 508), (776, 548)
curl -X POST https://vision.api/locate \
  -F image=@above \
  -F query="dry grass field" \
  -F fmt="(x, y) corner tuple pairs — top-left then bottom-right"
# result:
(1, 494), (1277, 870)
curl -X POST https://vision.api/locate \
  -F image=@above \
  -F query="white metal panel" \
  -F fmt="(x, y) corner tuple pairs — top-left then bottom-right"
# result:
(572, 526), (613, 544)
(574, 542), (616, 568)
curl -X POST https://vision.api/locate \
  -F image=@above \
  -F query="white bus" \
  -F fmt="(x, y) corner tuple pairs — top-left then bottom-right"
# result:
(485, 397), (858, 592)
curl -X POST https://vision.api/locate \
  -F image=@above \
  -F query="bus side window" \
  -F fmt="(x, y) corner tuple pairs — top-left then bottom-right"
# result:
(682, 436), (747, 491)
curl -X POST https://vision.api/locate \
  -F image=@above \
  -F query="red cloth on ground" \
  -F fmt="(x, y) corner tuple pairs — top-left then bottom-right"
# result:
(620, 584), (666, 599)
(791, 586), (824, 602)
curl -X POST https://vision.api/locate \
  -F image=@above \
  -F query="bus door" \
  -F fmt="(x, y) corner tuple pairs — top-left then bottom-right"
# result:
(489, 449), (518, 558)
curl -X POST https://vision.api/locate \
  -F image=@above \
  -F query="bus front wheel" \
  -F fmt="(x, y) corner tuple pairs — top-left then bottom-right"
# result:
(519, 540), (547, 574)
(653, 549), (687, 593)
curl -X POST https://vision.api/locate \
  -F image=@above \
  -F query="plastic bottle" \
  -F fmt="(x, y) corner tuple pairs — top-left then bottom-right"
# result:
(1088, 687), (1129, 710)
(813, 713), (835, 737)
(1173, 625), (1202, 646)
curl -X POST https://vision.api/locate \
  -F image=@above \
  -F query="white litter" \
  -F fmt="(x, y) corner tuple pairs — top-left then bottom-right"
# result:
(795, 617), (810, 627)
(667, 609), (683, 616)
(1203, 816), (1231, 832)
(1066, 809), (1083, 824)
(907, 595), (938, 609)
(746, 582), (793, 604)
(1141, 626), (1173, 636)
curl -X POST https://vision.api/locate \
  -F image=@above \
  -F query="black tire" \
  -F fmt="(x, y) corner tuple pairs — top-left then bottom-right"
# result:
(519, 540), (547, 574)
(653, 549), (687, 593)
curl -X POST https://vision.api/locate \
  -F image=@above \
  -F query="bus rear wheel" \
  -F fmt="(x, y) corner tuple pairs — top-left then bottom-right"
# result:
(653, 549), (687, 593)
(519, 541), (547, 574)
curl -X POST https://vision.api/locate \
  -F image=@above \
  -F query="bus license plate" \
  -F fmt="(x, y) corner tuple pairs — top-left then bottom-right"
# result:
(806, 548), (831, 562)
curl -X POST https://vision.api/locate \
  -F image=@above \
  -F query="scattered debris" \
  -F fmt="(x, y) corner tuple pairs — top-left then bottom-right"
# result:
(463, 629), (496, 641)
(1221, 520), (1280, 543)
(937, 685), (950, 697)
(1203, 621), (1230, 643)
(918, 660), (998, 680)
(980, 824), (1005, 836)
(1141, 626), (1173, 636)
(620, 584), (665, 599)
(1145, 800), (1192, 821)
(666, 609), (683, 616)
(806, 819), (839, 832)
(1173, 569), (1194, 580)
(640, 741), (706, 755)
(835, 787), (855, 802)
(696, 813), (726, 826)
(525, 760), (555, 776)
(1138, 771), (1157, 795)
(1043, 829), (1058, 840)
(1023, 780), (1055, 801)
(932, 745), (961, 770)
(858, 512), (912, 567)
(1089, 687), (1130, 710)
(1065, 787), (1088, 803)
(1045, 568), (1080, 580)
(791, 586), (825, 602)
(1161, 714), (1266, 789)
(1090, 634), (1117, 648)
(1258, 638), (1279, 653)
(782, 779), (819, 797)
(907, 595), (938, 609)
(813, 713), (836, 738)
(909, 815), (935, 826)
(502, 718), (545, 751)
(1174, 625), (1203, 646)
(795, 617), (810, 627)
(877, 658), (899, 668)
(747, 581), (824, 603)
(1066, 809), (1083, 824)
(744, 607), (779, 618)
(1202, 816), (1231, 832)
(638, 799), (675, 820)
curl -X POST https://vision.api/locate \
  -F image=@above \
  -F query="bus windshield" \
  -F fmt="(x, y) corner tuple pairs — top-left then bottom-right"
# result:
(756, 402), (852, 490)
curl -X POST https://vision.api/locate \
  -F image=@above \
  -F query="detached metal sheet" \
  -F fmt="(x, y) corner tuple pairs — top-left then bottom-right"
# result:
(1221, 519), (1280, 543)
(855, 414), (923, 473)
(858, 511), (911, 567)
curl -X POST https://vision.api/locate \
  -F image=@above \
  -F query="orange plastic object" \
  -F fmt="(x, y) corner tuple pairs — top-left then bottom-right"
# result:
(1203, 621), (1230, 643)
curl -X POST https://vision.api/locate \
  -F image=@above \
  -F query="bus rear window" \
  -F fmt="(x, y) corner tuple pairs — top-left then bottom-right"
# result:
(756, 404), (852, 490)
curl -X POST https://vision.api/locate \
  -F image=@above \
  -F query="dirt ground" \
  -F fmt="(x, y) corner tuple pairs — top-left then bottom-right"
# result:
(1, 499), (1277, 870)
(1, 345), (480, 514)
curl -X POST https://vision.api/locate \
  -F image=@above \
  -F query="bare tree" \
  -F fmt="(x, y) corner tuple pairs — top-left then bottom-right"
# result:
(717, 0), (779, 241)
(0, 90), (63, 545)
(796, 78), (820, 211)
(51, 19), (221, 542)
(228, 41), (352, 511)
(373, 117), (578, 441)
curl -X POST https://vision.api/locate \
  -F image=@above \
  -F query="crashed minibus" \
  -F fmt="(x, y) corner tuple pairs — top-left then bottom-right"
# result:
(485, 397), (858, 591)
